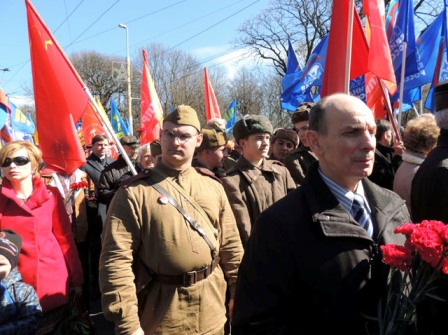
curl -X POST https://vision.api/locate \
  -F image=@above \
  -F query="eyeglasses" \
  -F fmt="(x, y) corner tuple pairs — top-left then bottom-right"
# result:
(162, 130), (198, 144)
(2, 156), (31, 167)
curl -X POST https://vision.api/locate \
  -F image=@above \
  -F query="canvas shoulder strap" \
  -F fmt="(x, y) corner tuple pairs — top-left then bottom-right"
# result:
(148, 168), (218, 259)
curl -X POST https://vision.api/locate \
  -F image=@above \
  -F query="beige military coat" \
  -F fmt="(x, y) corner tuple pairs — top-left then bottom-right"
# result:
(99, 165), (243, 335)
(222, 156), (296, 247)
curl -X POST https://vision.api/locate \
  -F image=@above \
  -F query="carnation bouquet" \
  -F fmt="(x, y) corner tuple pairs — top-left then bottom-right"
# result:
(378, 220), (448, 334)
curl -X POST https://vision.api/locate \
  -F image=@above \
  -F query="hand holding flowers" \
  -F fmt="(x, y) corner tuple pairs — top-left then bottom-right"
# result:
(379, 220), (448, 334)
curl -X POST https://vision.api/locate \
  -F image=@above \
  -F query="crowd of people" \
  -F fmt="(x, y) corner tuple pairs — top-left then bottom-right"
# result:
(0, 81), (448, 335)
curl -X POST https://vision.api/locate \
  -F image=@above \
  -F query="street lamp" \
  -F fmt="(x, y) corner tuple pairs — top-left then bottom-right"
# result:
(118, 23), (133, 135)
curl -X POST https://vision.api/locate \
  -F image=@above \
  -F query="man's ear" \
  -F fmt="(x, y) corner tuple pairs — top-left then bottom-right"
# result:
(305, 130), (322, 156)
(196, 133), (203, 148)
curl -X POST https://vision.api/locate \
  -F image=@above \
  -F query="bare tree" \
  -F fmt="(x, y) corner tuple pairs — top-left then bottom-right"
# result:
(136, 43), (229, 127)
(237, 0), (442, 77)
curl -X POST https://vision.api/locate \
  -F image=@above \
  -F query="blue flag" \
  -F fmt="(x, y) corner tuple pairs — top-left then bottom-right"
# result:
(386, 0), (422, 77)
(425, 5), (448, 112)
(286, 39), (301, 75)
(224, 99), (237, 134)
(110, 99), (130, 139)
(9, 100), (35, 135)
(281, 34), (328, 111)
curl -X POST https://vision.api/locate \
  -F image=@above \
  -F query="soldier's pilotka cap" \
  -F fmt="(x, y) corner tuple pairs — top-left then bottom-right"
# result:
(120, 135), (139, 148)
(271, 128), (299, 148)
(199, 127), (227, 151)
(0, 229), (22, 269)
(233, 114), (273, 143)
(150, 139), (162, 156)
(291, 102), (314, 124)
(435, 81), (448, 112)
(164, 105), (201, 132)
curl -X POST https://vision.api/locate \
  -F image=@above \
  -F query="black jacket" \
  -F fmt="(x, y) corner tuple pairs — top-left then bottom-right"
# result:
(232, 162), (410, 334)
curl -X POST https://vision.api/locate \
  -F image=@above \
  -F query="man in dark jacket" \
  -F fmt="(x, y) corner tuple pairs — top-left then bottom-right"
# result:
(232, 93), (410, 334)
(79, 134), (114, 302)
(97, 135), (139, 209)
(368, 119), (404, 190)
(411, 81), (448, 334)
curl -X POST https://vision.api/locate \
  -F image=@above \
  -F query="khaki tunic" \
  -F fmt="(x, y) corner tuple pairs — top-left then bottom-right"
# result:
(221, 156), (296, 247)
(99, 165), (243, 335)
(284, 145), (318, 185)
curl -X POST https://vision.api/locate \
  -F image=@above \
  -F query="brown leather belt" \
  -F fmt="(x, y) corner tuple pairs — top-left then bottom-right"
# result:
(152, 257), (220, 286)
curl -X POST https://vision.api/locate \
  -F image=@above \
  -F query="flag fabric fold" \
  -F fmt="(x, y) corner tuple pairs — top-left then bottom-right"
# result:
(26, 0), (87, 174)
(280, 34), (328, 111)
(321, 0), (369, 97)
(9, 100), (36, 135)
(224, 99), (237, 134)
(204, 67), (221, 122)
(425, 4), (448, 112)
(140, 49), (163, 145)
(286, 39), (301, 75)
(110, 99), (129, 139)
(363, 0), (397, 95)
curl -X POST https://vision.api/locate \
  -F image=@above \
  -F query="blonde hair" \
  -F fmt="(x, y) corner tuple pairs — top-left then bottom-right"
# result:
(403, 115), (440, 154)
(0, 141), (43, 177)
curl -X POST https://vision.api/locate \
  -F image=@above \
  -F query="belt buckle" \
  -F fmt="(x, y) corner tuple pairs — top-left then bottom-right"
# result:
(183, 270), (197, 286)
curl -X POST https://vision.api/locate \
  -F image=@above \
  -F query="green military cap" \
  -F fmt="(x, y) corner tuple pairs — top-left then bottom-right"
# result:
(233, 114), (273, 143)
(164, 105), (201, 132)
(150, 139), (162, 156)
(199, 127), (227, 151)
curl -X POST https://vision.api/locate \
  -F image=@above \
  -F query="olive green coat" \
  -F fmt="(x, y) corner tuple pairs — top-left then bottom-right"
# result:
(99, 165), (243, 335)
(222, 156), (296, 247)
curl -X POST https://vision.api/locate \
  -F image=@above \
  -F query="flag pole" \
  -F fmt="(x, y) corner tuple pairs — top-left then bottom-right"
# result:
(397, 41), (407, 127)
(378, 77), (401, 142)
(84, 87), (137, 176)
(344, 0), (355, 93)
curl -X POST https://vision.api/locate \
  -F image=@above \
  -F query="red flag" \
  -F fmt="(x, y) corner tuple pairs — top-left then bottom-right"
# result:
(364, 0), (397, 95)
(321, 0), (369, 97)
(204, 67), (221, 122)
(81, 97), (118, 160)
(26, 0), (88, 174)
(365, 73), (387, 119)
(140, 50), (163, 145)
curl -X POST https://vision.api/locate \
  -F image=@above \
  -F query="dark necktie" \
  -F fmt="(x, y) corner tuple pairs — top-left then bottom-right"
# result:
(351, 195), (373, 237)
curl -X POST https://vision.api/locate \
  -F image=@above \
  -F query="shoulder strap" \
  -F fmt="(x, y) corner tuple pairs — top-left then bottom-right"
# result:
(151, 182), (217, 259)
(153, 167), (219, 236)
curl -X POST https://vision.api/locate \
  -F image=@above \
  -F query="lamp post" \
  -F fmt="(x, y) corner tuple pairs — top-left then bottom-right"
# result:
(118, 23), (133, 135)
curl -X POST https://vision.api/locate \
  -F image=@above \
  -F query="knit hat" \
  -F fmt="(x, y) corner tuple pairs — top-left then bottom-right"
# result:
(291, 102), (314, 124)
(271, 128), (299, 148)
(164, 105), (201, 132)
(0, 229), (22, 269)
(232, 114), (273, 143)
(199, 127), (227, 151)
(435, 81), (448, 112)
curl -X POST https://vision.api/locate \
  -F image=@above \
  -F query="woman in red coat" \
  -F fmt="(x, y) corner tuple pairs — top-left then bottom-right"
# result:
(0, 141), (83, 330)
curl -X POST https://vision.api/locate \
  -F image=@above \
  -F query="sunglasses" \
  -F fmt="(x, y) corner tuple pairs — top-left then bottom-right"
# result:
(2, 156), (31, 167)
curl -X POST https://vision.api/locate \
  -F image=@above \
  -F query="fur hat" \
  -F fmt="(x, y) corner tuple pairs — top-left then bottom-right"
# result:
(435, 81), (448, 112)
(232, 115), (273, 143)
(271, 128), (299, 148)
(291, 102), (314, 124)
(199, 127), (227, 151)
(164, 105), (201, 132)
(0, 229), (22, 269)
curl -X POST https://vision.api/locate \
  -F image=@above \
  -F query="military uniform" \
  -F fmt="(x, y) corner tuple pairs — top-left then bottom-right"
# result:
(284, 143), (318, 185)
(99, 163), (243, 335)
(222, 156), (296, 247)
